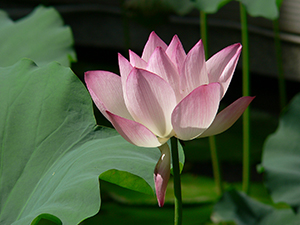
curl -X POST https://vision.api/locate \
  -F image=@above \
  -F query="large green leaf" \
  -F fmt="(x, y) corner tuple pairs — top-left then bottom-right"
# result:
(212, 189), (300, 225)
(0, 6), (76, 67)
(261, 93), (300, 211)
(0, 59), (162, 225)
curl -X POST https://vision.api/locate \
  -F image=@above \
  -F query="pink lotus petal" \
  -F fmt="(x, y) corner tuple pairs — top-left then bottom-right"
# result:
(118, 53), (133, 92)
(207, 43), (242, 97)
(85, 71), (132, 120)
(106, 111), (162, 147)
(154, 142), (171, 207)
(172, 83), (221, 140)
(118, 53), (133, 79)
(165, 35), (181, 59)
(146, 47), (181, 101)
(180, 40), (208, 98)
(142, 31), (168, 62)
(166, 35), (186, 72)
(173, 42), (187, 74)
(129, 50), (147, 69)
(200, 96), (255, 137)
(126, 68), (177, 138)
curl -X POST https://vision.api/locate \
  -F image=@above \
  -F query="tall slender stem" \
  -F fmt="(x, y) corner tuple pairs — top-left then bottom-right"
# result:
(171, 137), (182, 225)
(240, 3), (251, 194)
(200, 11), (223, 195)
(273, 19), (287, 110)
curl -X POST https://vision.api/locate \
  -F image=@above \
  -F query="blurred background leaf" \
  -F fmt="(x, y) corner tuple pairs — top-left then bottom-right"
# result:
(212, 189), (300, 225)
(125, 0), (194, 16)
(126, 0), (280, 19)
(212, 189), (273, 225)
(192, 0), (231, 14)
(261, 92), (300, 212)
(239, 0), (280, 19)
(0, 5), (76, 67)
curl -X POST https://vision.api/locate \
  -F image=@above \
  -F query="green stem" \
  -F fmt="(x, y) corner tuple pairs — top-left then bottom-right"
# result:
(171, 137), (182, 225)
(200, 11), (223, 195)
(240, 3), (251, 194)
(273, 19), (287, 110)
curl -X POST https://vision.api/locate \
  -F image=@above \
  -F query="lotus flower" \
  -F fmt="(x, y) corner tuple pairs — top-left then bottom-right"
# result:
(85, 31), (254, 207)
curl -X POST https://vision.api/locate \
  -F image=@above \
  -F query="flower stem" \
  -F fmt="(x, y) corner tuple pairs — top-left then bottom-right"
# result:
(273, 18), (287, 110)
(171, 137), (182, 225)
(240, 3), (251, 194)
(200, 11), (223, 196)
